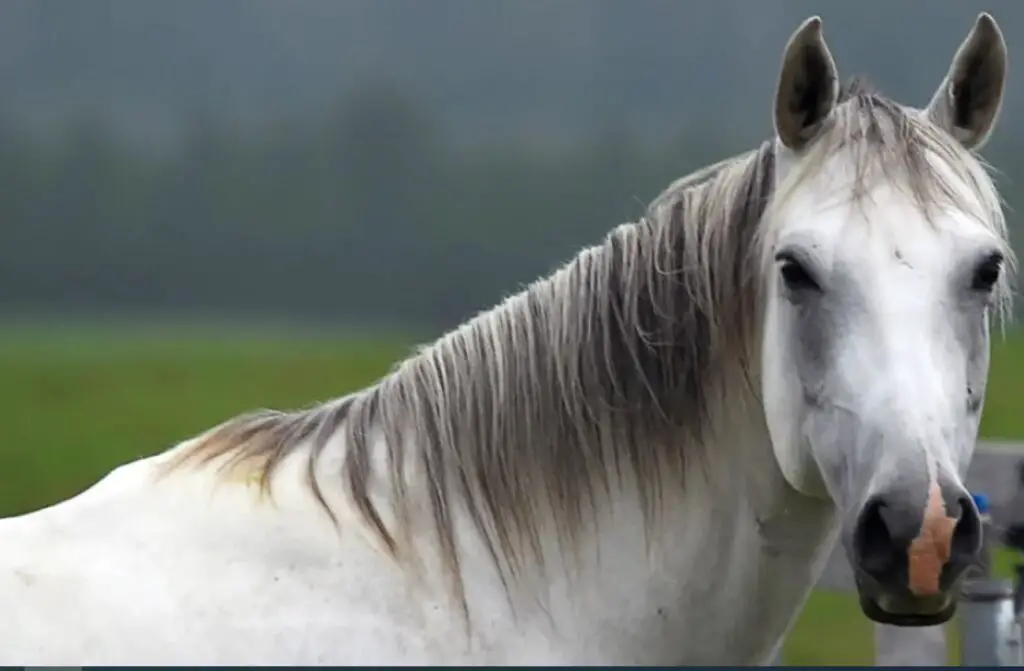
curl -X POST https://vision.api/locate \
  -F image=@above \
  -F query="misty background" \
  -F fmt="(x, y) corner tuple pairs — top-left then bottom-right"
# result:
(1, 0), (1022, 333)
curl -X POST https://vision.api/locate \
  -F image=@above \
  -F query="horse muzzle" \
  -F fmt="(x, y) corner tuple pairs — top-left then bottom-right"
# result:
(846, 477), (981, 626)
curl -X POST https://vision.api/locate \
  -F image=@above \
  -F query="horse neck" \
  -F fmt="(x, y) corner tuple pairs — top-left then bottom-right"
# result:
(442, 381), (834, 663)
(292, 348), (839, 663)
(417, 367), (792, 594)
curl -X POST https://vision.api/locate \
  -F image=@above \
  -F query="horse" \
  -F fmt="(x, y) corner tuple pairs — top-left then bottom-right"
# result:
(0, 13), (1012, 665)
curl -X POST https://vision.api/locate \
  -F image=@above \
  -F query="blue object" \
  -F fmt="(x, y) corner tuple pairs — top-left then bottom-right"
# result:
(972, 492), (991, 515)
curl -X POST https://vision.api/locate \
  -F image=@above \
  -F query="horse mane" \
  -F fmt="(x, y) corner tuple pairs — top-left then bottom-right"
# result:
(163, 77), (1012, 613)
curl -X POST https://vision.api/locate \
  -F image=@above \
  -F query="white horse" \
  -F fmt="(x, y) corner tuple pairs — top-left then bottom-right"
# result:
(0, 14), (1012, 665)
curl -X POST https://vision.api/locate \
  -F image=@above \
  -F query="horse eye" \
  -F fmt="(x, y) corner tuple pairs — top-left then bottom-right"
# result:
(971, 252), (1003, 292)
(778, 257), (820, 293)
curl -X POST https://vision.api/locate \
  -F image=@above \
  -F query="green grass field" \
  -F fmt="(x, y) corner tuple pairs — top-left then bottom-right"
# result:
(1, 323), (1023, 664)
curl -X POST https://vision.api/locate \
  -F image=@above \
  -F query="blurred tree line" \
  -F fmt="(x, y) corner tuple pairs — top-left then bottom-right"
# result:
(0, 81), (1021, 332)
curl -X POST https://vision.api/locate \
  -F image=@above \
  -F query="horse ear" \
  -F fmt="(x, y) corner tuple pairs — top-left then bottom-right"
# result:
(774, 16), (840, 152)
(925, 12), (1007, 151)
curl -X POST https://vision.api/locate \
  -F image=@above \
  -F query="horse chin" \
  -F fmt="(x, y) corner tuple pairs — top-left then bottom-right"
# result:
(857, 591), (957, 627)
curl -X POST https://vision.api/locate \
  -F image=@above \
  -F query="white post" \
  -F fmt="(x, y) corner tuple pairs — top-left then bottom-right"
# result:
(873, 623), (947, 666)
(959, 578), (1023, 666)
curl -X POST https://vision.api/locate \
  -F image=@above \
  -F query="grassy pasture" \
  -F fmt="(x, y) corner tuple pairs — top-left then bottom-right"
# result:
(1, 323), (1023, 664)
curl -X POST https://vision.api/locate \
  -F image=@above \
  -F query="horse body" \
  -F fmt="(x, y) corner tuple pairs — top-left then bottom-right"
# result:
(0, 13), (1012, 665)
(0, 406), (835, 665)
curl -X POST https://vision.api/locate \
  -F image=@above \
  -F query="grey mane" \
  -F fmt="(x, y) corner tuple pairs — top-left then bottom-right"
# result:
(165, 78), (1012, 612)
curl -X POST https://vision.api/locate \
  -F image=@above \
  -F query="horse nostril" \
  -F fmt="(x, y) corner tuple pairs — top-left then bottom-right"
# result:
(854, 493), (930, 581)
(854, 497), (895, 576)
(949, 493), (982, 570)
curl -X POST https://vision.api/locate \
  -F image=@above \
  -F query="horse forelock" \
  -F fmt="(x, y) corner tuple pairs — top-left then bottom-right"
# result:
(163, 77), (1012, 617)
